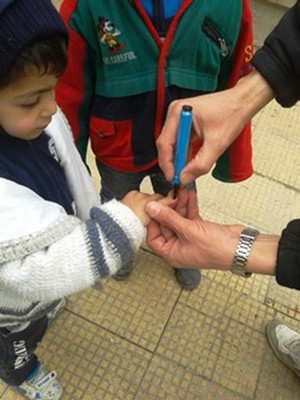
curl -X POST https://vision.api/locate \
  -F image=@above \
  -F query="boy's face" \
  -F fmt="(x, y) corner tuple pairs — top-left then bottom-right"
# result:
(0, 69), (58, 140)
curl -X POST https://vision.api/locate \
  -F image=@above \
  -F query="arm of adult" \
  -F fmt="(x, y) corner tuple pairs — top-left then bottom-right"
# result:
(55, 0), (95, 162)
(252, 0), (300, 107)
(146, 190), (300, 291)
(158, 1), (300, 184)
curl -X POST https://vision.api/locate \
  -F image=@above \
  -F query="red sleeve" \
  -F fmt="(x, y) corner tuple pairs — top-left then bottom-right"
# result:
(196, 0), (254, 182)
(55, 0), (91, 161)
(226, 0), (254, 182)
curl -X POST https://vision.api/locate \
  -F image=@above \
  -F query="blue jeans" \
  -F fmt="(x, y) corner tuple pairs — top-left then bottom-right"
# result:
(97, 162), (196, 202)
(0, 317), (48, 386)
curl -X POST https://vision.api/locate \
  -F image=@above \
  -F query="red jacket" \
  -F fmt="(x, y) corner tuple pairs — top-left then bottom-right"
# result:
(56, 0), (254, 181)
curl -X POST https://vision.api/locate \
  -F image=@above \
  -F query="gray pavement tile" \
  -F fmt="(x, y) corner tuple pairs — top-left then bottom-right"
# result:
(266, 279), (300, 322)
(156, 303), (266, 398)
(136, 355), (250, 400)
(67, 250), (181, 352)
(212, 319), (265, 398)
(252, 101), (300, 191)
(39, 312), (151, 400)
(179, 272), (274, 333)
(199, 270), (271, 305)
(196, 172), (300, 235)
(156, 303), (224, 380)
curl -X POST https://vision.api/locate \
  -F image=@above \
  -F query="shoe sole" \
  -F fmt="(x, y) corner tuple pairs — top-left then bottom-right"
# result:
(178, 282), (200, 290)
(112, 273), (130, 281)
(266, 320), (300, 379)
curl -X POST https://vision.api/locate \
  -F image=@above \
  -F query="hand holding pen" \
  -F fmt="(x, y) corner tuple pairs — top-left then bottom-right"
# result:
(172, 105), (193, 199)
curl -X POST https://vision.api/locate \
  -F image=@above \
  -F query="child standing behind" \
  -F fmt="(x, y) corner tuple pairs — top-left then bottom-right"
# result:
(0, 1), (162, 399)
(56, 0), (254, 290)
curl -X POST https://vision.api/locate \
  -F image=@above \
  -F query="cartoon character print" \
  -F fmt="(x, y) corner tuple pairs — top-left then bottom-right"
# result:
(98, 17), (124, 54)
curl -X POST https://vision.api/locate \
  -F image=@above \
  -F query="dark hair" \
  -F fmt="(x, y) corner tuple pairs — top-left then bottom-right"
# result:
(0, 34), (67, 89)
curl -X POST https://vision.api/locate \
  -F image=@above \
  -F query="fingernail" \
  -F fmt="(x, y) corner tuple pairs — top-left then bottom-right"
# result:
(146, 202), (161, 215)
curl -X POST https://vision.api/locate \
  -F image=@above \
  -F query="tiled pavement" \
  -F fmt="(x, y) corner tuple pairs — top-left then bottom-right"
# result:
(1, 2), (300, 399)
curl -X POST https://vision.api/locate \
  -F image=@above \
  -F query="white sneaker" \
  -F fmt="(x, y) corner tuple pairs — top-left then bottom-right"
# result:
(16, 362), (63, 399)
(266, 319), (300, 378)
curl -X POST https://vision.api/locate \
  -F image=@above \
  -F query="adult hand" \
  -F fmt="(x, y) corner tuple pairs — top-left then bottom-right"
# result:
(146, 189), (243, 269)
(157, 71), (274, 185)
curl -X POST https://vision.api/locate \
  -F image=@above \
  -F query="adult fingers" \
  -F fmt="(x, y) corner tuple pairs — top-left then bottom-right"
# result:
(146, 201), (186, 236)
(157, 103), (181, 181)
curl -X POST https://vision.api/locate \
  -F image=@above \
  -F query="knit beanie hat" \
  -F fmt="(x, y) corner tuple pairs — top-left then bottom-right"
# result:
(0, 0), (68, 80)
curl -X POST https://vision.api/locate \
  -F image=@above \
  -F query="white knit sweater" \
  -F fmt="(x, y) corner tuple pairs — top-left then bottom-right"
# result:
(0, 108), (145, 327)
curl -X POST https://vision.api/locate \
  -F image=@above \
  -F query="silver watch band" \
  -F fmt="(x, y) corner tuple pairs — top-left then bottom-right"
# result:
(231, 227), (260, 278)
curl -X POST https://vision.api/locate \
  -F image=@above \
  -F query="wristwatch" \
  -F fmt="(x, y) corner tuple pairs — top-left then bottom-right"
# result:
(231, 227), (260, 278)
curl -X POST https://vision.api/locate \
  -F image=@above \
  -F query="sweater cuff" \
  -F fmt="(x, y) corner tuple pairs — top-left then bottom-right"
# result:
(100, 199), (145, 251)
(276, 219), (300, 290)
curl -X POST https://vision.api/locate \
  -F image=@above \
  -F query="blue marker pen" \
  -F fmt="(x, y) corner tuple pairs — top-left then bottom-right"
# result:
(172, 105), (193, 198)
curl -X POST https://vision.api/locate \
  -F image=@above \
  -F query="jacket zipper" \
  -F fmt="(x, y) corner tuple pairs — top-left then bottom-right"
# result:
(202, 19), (228, 57)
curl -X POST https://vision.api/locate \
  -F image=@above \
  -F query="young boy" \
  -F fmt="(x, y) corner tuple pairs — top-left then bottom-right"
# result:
(56, 0), (254, 290)
(0, 1), (163, 399)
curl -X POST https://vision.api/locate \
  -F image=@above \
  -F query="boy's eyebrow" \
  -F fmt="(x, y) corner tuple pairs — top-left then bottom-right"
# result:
(14, 86), (53, 99)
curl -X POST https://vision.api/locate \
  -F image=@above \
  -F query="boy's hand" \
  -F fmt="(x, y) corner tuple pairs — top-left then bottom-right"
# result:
(121, 191), (174, 226)
(146, 189), (239, 269)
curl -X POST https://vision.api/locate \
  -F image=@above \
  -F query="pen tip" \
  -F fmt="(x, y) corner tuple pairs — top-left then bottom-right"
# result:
(173, 184), (179, 199)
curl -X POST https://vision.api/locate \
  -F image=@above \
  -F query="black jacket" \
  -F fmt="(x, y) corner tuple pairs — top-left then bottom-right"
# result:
(252, 1), (300, 107)
(251, 2), (300, 290)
